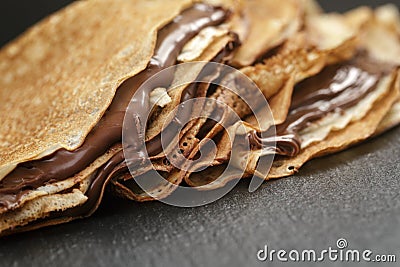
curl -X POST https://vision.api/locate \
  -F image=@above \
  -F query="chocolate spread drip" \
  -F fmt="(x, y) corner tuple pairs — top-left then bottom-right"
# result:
(0, 4), (230, 209)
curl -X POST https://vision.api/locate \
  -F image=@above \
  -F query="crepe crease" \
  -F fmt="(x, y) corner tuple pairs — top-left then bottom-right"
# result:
(1, 0), (400, 236)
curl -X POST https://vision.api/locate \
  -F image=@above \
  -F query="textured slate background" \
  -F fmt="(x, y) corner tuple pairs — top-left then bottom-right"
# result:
(0, 1), (399, 267)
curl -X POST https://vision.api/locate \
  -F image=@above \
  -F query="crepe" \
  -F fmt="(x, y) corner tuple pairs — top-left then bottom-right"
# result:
(111, 6), (381, 199)
(179, 8), (366, 188)
(108, 0), (308, 201)
(1, 1), (400, 236)
(0, 0), (244, 235)
(184, 6), (400, 189)
(265, 7), (400, 178)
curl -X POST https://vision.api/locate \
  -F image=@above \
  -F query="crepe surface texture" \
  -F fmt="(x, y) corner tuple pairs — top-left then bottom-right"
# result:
(0, 0), (195, 179)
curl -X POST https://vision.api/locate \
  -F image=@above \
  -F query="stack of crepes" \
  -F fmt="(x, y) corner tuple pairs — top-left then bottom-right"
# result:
(0, 0), (399, 236)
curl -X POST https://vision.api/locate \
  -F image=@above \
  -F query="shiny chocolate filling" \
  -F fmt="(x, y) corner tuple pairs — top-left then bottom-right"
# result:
(0, 10), (392, 223)
(0, 3), (230, 210)
(23, 25), (240, 222)
(249, 55), (389, 157)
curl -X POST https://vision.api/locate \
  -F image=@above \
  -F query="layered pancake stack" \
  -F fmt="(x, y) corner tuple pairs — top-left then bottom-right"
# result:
(0, 0), (399, 236)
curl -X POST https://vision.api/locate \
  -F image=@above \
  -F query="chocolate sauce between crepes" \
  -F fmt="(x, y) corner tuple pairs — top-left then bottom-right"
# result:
(0, 3), (230, 209)
(56, 54), (391, 221)
(63, 44), (240, 218)
(248, 55), (389, 157)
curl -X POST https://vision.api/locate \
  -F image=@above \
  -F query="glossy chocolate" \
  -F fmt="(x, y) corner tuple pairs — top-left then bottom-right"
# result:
(73, 54), (390, 215)
(0, 3), (229, 210)
(25, 30), (240, 220)
(250, 55), (387, 157)
(248, 131), (301, 157)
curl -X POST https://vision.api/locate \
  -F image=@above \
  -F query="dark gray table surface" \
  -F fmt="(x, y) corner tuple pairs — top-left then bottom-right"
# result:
(1, 1), (399, 267)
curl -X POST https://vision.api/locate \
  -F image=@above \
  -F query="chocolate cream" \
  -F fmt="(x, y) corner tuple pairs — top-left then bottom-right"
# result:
(248, 54), (389, 157)
(0, 3), (231, 210)
(0, 7), (390, 216)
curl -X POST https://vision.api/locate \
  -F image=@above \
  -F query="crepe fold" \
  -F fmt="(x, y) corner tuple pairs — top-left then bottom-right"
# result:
(1, 1), (400, 236)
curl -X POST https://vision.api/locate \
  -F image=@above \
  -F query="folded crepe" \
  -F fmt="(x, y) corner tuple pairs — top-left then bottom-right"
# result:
(1, 0), (399, 237)
(117, 2), (364, 196)
(0, 0), (246, 235)
(184, 6), (400, 188)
